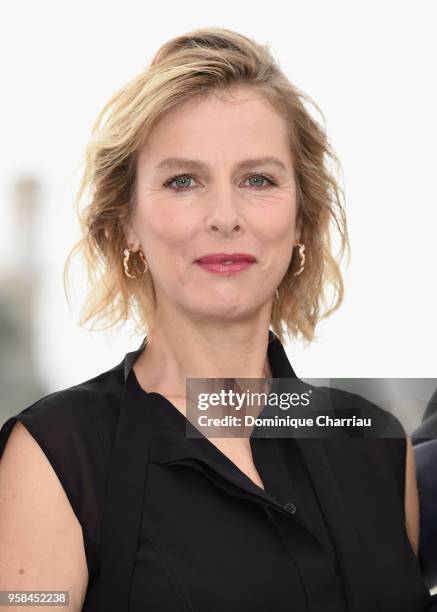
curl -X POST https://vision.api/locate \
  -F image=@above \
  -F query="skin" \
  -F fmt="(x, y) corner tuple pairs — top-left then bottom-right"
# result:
(405, 436), (420, 556)
(0, 87), (419, 608)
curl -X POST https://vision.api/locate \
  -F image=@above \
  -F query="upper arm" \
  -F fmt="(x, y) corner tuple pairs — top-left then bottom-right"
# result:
(0, 421), (89, 611)
(404, 436), (420, 557)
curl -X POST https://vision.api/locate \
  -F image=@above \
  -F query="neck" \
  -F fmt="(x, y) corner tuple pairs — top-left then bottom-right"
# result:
(134, 317), (274, 398)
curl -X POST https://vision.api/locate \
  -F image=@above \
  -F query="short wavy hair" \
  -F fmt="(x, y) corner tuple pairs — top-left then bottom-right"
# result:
(64, 27), (350, 347)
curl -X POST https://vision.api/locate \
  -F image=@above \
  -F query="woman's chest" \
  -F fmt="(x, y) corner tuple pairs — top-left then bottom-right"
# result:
(202, 436), (266, 490)
(129, 438), (431, 612)
(87, 395), (432, 612)
(163, 393), (267, 491)
(128, 454), (340, 611)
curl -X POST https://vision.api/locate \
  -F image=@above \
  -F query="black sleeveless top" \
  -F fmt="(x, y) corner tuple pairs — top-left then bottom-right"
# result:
(1, 331), (436, 611)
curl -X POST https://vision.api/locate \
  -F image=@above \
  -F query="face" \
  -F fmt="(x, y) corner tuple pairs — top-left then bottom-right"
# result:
(124, 86), (301, 324)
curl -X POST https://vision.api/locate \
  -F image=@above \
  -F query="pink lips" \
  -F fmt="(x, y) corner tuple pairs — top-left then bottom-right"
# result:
(195, 253), (256, 275)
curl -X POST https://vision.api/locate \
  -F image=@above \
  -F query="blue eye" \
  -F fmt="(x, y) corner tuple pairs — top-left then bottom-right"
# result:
(247, 175), (273, 188)
(167, 174), (194, 190)
(163, 173), (277, 193)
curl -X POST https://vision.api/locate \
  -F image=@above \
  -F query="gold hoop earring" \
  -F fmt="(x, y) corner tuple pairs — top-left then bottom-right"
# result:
(123, 246), (148, 278)
(293, 242), (305, 276)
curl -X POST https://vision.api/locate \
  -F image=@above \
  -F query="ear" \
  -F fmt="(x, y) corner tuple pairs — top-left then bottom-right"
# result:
(295, 216), (303, 244)
(121, 220), (141, 251)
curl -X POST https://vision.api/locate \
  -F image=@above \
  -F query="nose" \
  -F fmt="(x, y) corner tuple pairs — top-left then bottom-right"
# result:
(205, 183), (243, 236)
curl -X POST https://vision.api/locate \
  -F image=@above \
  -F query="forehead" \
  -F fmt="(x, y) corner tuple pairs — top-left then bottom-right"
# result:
(137, 87), (292, 168)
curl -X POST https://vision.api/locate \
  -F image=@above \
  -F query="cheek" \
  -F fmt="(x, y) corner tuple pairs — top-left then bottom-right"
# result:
(136, 200), (196, 251)
(254, 204), (296, 244)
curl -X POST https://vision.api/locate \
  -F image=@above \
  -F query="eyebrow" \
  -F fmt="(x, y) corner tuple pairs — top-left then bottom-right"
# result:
(154, 156), (288, 172)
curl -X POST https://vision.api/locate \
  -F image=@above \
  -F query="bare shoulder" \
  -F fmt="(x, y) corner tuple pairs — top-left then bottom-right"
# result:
(404, 436), (420, 557)
(0, 421), (88, 611)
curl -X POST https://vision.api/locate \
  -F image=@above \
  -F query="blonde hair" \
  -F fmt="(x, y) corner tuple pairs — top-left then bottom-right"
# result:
(64, 27), (350, 346)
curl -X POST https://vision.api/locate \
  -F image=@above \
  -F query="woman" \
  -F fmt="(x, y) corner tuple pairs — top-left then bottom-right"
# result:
(0, 27), (436, 611)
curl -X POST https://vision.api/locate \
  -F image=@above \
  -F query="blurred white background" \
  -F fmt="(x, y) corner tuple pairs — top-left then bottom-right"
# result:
(0, 0), (436, 403)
